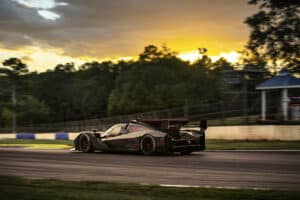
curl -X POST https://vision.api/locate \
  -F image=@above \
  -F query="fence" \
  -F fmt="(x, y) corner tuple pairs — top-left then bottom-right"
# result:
(0, 95), (266, 133)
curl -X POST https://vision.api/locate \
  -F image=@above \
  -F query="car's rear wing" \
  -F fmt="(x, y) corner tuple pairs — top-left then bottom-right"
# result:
(136, 118), (207, 136)
(138, 118), (188, 130)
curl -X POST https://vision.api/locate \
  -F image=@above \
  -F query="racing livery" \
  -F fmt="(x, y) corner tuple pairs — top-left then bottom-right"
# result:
(74, 118), (207, 155)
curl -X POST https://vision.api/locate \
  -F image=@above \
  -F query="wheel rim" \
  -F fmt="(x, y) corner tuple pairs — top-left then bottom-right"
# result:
(80, 136), (89, 151)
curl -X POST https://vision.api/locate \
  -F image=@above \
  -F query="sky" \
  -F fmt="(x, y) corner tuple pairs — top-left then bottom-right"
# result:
(0, 0), (257, 72)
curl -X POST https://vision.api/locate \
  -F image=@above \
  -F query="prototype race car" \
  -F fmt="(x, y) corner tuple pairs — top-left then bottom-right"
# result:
(74, 118), (207, 155)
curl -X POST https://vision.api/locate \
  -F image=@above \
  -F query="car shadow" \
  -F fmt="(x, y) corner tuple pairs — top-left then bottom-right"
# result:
(72, 150), (205, 157)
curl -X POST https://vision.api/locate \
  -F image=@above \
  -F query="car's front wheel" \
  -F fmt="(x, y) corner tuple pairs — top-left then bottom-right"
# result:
(79, 134), (95, 153)
(140, 135), (156, 155)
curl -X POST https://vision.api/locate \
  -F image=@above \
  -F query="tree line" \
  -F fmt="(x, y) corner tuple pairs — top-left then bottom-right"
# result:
(0, 45), (239, 127)
(0, 0), (298, 129)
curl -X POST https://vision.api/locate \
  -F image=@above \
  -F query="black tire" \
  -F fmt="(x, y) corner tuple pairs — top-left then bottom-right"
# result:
(181, 150), (193, 155)
(140, 135), (156, 155)
(74, 136), (80, 150)
(79, 134), (95, 153)
(165, 135), (174, 155)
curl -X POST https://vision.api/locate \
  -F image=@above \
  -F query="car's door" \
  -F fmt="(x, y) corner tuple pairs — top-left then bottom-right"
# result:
(103, 124), (145, 152)
(102, 124), (128, 151)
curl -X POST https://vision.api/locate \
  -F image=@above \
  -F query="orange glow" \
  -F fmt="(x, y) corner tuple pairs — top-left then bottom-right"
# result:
(218, 51), (241, 63)
(178, 51), (201, 63)
(178, 50), (241, 63)
(0, 47), (242, 72)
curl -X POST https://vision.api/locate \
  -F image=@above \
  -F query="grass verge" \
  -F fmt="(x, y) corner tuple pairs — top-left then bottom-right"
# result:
(206, 140), (300, 150)
(0, 176), (299, 200)
(0, 139), (73, 149)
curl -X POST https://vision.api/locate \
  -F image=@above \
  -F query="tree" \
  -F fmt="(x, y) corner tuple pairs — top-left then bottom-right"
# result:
(54, 62), (75, 72)
(0, 58), (28, 132)
(139, 44), (177, 62)
(108, 59), (189, 115)
(245, 0), (300, 73)
(211, 57), (234, 72)
(189, 50), (225, 104)
(108, 46), (225, 115)
(193, 48), (213, 73)
(31, 60), (118, 122)
(15, 95), (50, 125)
(1, 58), (28, 78)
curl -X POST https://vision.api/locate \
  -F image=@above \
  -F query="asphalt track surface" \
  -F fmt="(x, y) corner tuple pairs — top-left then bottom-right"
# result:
(0, 148), (300, 190)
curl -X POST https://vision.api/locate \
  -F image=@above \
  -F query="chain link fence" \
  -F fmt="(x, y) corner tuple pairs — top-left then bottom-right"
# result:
(0, 95), (267, 133)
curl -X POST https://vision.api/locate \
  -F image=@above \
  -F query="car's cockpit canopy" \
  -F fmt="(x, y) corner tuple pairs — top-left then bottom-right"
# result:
(101, 119), (189, 138)
(102, 123), (154, 138)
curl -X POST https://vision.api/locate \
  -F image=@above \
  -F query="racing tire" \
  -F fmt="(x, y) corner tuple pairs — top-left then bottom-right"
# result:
(140, 135), (156, 155)
(79, 134), (95, 153)
(165, 135), (174, 155)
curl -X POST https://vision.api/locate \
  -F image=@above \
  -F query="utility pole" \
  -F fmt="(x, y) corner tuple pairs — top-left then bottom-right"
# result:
(11, 83), (16, 133)
(1, 58), (28, 133)
(242, 72), (248, 121)
(184, 99), (189, 118)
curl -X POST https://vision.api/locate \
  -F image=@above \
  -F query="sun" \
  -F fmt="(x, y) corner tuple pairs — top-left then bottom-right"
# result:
(177, 50), (201, 63)
(219, 51), (240, 63)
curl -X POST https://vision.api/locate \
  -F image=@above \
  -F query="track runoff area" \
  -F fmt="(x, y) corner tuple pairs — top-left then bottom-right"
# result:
(0, 119), (299, 198)
(0, 146), (300, 192)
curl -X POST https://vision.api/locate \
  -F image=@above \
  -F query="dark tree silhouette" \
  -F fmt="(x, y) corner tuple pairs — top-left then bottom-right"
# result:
(0, 58), (28, 132)
(1, 58), (28, 78)
(54, 62), (75, 72)
(245, 0), (300, 73)
(139, 45), (177, 62)
(0, 45), (272, 126)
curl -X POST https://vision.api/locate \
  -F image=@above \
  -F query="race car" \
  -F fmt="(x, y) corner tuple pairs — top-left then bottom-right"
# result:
(74, 118), (207, 155)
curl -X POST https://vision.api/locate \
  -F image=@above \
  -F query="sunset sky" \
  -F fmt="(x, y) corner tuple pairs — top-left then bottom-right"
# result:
(0, 0), (257, 72)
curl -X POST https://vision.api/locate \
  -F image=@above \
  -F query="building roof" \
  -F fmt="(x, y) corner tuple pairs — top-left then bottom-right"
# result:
(256, 70), (300, 90)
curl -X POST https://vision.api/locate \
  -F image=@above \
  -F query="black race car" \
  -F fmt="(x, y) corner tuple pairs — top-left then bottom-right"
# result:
(74, 118), (207, 155)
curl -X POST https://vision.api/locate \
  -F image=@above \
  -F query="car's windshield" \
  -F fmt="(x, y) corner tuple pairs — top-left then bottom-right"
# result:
(103, 124), (125, 137)
(127, 124), (153, 132)
(102, 123), (153, 137)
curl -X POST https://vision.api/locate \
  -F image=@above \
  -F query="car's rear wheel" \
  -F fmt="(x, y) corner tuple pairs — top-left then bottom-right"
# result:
(165, 135), (174, 155)
(140, 135), (156, 155)
(79, 134), (94, 153)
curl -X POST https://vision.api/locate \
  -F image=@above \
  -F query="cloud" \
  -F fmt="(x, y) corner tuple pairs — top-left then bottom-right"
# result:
(0, 0), (257, 61)
(11, 0), (68, 20)
(20, 55), (33, 62)
(0, 32), (33, 49)
(11, 0), (68, 9)
(37, 10), (60, 20)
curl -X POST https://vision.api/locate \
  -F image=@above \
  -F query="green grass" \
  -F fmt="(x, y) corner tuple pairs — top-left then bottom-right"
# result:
(0, 176), (299, 200)
(206, 140), (300, 150)
(0, 143), (72, 149)
(0, 139), (73, 145)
